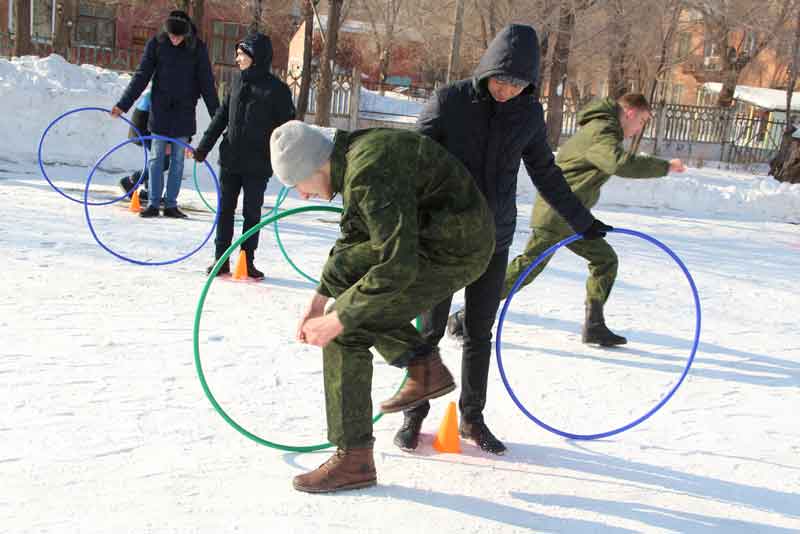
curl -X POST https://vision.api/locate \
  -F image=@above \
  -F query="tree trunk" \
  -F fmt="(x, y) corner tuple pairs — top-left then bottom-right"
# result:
(250, 0), (264, 33)
(192, 0), (206, 40)
(536, 29), (550, 99)
(545, 1), (574, 148)
(447, 0), (465, 83)
(315, 0), (344, 127)
(296, 0), (315, 121)
(13, 0), (32, 57)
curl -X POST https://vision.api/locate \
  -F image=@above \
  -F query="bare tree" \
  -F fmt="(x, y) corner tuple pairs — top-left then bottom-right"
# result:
(359, 0), (407, 92)
(446, 0), (466, 83)
(315, 0), (345, 126)
(687, 0), (795, 107)
(12, 0), (32, 57)
(296, 0), (317, 121)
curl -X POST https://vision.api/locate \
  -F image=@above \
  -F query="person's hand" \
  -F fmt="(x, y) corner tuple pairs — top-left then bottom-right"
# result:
(301, 311), (344, 347)
(110, 106), (123, 118)
(669, 159), (686, 173)
(297, 293), (329, 343)
(582, 219), (613, 240)
(192, 148), (207, 163)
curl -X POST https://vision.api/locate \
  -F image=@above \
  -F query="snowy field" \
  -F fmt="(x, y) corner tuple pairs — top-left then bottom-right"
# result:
(2, 55), (800, 533)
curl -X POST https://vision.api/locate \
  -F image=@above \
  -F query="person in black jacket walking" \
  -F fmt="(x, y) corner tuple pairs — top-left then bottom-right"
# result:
(111, 10), (219, 218)
(193, 32), (296, 279)
(393, 24), (611, 455)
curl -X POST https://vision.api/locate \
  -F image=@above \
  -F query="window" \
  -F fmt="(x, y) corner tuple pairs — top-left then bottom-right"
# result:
(132, 25), (156, 49)
(669, 84), (684, 104)
(211, 21), (249, 65)
(31, 0), (56, 42)
(8, 1), (15, 34)
(75, 2), (116, 48)
(704, 36), (720, 58)
(676, 32), (691, 58)
(741, 31), (757, 56)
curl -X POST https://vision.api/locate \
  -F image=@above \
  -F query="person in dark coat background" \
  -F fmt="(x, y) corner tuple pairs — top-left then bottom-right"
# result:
(111, 10), (219, 218)
(393, 24), (611, 455)
(193, 32), (296, 279)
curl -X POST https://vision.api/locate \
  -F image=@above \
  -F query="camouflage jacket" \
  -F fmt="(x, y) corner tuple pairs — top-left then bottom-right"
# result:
(319, 129), (495, 330)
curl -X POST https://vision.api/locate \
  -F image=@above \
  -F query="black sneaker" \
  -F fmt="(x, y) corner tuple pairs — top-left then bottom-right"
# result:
(139, 206), (160, 218)
(119, 176), (134, 195)
(393, 414), (425, 451)
(206, 259), (230, 276)
(139, 189), (149, 202)
(162, 207), (188, 219)
(459, 421), (506, 455)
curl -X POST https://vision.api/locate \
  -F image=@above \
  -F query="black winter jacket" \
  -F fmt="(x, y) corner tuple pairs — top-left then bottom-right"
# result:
(117, 25), (219, 138)
(417, 24), (594, 252)
(196, 33), (296, 177)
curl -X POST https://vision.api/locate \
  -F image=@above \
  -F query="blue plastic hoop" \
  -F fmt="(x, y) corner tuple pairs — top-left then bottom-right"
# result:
(39, 106), (148, 205)
(495, 227), (701, 440)
(83, 134), (221, 266)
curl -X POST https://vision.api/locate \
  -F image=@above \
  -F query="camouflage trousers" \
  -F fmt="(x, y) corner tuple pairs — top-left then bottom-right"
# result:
(502, 227), (618, 304)
(321, 242), (492, 448)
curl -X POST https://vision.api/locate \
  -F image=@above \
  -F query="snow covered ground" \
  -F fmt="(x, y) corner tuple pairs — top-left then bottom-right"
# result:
(2, 55), (799, 533)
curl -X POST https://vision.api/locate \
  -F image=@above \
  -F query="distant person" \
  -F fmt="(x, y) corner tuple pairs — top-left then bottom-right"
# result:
(193, 32), (295, 279)
(111, 10), (219, 218)
(448, 93), (686, 346)
(118, 89), (170, 204)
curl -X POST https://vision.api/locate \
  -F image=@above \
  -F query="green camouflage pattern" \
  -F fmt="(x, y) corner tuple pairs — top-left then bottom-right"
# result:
(504, 98), (670, 304)
(318, 128), (495, 448)
(532, 98), (670, 235)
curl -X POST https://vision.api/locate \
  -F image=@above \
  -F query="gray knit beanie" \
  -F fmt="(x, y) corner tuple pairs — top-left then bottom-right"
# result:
(270, 121), (335, 186)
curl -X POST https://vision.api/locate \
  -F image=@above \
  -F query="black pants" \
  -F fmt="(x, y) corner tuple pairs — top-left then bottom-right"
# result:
(407, 249), (509, 424)
(215, 168), (268, 255)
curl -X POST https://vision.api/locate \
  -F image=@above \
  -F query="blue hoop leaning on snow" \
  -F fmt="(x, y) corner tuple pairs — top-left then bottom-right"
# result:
(495, 227), (701, 440)
(83, 135), (221, 266)
(38, 107), (149, 205)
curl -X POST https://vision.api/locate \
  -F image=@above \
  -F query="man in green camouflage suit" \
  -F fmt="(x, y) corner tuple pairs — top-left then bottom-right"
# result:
(269, 121), (495, 493)
(449, 93), (686, 345)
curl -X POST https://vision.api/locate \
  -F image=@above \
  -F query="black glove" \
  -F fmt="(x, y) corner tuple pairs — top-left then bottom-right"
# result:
(193, 148), (207, 163)
(582, 219), (613, 240)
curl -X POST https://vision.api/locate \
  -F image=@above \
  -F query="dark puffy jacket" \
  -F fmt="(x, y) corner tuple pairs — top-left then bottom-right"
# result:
(117, 22), (219, 138)
(417, 24), (594, 251)
(196, 32), (296, 177)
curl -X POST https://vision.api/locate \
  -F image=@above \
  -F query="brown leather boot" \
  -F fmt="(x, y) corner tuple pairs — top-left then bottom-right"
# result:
(379, 349), (455, 413)
(293, 447), (377, 493)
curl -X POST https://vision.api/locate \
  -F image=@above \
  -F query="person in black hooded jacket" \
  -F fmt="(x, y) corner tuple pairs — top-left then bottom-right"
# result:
(112, 10), (219, 218)
(393, 24), (611, 455)
(193, 32), (296, 279)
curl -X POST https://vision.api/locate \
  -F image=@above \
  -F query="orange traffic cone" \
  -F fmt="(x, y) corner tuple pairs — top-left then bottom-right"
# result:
(432, 401), (461, 453)
(129, 188), (141, 212)
(232, 249), (249, 280)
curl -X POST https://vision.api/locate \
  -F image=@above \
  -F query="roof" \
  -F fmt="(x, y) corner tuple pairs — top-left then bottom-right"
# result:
(702, 82), (800, 112)
(312, 16), (422, 42)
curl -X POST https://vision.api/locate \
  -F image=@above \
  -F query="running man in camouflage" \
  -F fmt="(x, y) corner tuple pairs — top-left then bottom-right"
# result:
(449, 93), (686, 345)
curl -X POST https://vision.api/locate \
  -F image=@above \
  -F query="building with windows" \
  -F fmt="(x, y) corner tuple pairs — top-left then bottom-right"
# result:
(0, 0), (301, 84)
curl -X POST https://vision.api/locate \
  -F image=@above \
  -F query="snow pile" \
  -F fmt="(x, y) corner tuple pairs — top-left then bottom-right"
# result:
(516, 161), (800, 225)
(0, 54), (214, 171)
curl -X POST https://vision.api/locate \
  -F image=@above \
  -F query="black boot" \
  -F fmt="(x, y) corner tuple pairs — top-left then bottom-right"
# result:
(446, 309), (465, 341)
(459, 420), (507, 455)
(206, 258), (230, 276)
(393, 413), (425, 451)
(245, 249), (264, 280)
(582, 300), (627, 346)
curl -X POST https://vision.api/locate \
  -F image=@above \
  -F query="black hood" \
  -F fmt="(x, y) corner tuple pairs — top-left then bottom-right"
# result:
(473, 24), (540, 96)
(239, 32), (273, 75)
